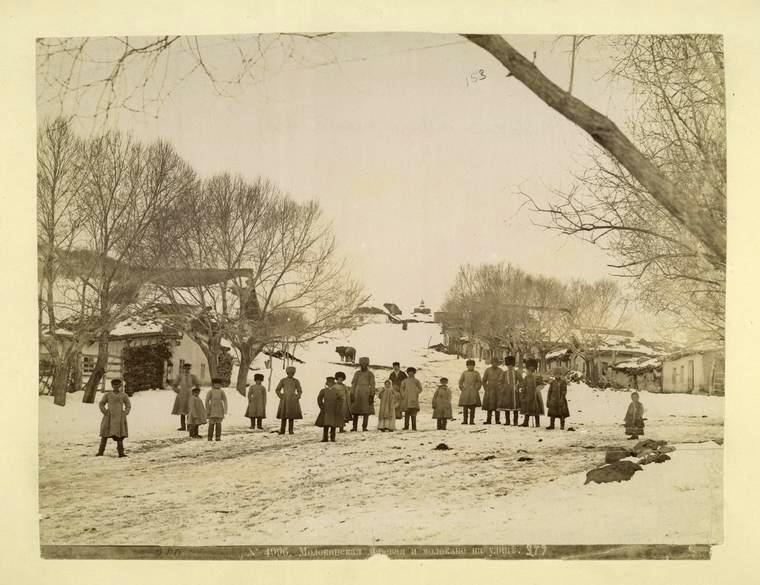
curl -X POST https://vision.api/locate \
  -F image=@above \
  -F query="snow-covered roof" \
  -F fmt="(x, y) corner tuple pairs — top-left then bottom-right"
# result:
(612, 356), (662, 372)
(546, 348), (570, 360)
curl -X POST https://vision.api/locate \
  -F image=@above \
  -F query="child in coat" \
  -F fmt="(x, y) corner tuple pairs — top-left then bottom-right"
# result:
(458, 359), (482, 425)
(188, 387), (207, 438)
(205, 378), (228, 441)
(624, 391), (646, 439)
(315, 376), (343, 442)
(377, 379), (399, 431)
(96, 378), (131, 457)
(245, 373), (267, 430)
(400, 367), (423, 431)
(432, 377), (453, 430)
(275, 366), (303, 435)
(333, 371), (351, 433)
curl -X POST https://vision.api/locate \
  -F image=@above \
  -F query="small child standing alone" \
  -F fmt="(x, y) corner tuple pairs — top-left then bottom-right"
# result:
(188, 387), (207, 438)
(624, 391), (645, 440)
(205, 378), (228, 441)
(432, 377), (453, 430)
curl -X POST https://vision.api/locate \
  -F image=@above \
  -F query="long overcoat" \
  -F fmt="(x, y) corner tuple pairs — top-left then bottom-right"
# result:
(499, 368), (523, 411)
(188, 395), (207, 425)
(350, 369), (376, 416)
(399, 377), (423, 412)
(334, 382), (352, 422)
(481, 366), (504, 411)
(458, 369), (482, 407)
(546, 379), (570, 418)
(432, 385), (453, 419)
(245, 383), (267, 419)
(390, 370), (407, 418)
(377, 385), (399, 420)
(171, 371), (200, 415)
(99, 390), (131, 438)
(520, 372), (545, 416)
(275, 376), (303, 420)
(315, 384), (344, 428)
(205, 387), (228, 421)
(624, 401), (645, 435)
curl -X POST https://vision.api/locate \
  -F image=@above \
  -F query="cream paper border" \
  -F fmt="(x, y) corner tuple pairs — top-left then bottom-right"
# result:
(1, 0), (758, 582)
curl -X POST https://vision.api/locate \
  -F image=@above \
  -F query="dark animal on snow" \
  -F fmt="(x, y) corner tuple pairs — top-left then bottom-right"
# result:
(335, 346), (356, 363)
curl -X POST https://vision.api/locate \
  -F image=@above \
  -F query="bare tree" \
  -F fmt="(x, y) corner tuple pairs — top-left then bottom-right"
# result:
(521, 35), (725, 341)
(37, 117), (86, 404)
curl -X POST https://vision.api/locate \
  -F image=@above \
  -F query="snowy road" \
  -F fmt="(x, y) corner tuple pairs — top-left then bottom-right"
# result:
(38, 323), (724, 545)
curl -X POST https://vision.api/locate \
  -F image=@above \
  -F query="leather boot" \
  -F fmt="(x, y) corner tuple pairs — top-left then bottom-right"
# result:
(257, 418), (263, 430)
(535, 416), (540, 428)
(362, 415), (368, 431)
(495, 411), (501, 424)
(469, 408), (476, 425)
(351, 415), (359, 432)
(442, 419), (448, 430)
(208, 424), (214, 440)
(560, 417), (566, 430)
(178, 414), (186, 431)
(288, 419), (294, 434)
(96, 437), (107, 456)
(520, 415), (530, 427)
(278, 419), (286, 435)
(504, 411), (511, 426)
(116, 439), (126, 458)
(215, 422), (222, 440)
(411, 415), (417, 431)
(250, 418), (255, 429)
(321, 427), (329, 442)
(330, 427), (336, 442)
(513, 411), (519, 426)
(546, 416), (555, 430)
(484, 411), (492, 425)
(403, 413), (410, 430)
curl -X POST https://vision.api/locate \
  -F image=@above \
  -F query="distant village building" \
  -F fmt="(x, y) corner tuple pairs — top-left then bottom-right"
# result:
(610, 357), (662, 392)
(413, 299), (431, 315)
(661, 345), (725, 395)
(352, 304), (401, 325)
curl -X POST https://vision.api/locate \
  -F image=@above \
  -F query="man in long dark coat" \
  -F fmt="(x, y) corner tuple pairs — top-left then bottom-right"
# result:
(519, 358), (545, 427)
(481, 358), (504, 424)
(172, 363), (200, 431)
(499, 356), (523, 426)
(389, 361), (407, 419)
(546, 369), (570, 430)
(316, 376), (343, 442)
(350, 357), (376, 431)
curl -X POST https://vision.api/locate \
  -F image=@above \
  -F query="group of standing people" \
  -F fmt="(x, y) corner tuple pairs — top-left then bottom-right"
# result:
(459, 356), (571, 430)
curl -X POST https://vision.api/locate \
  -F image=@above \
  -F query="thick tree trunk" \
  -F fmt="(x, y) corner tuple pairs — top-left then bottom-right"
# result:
(52, 351), (75, 407)
(82, 332), (108, 403)
(462, 34), (726, 268)
(236, 342), (253, 397)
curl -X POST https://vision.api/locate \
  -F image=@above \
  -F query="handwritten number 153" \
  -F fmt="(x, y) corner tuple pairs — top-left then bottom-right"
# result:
(466, 69), (487, 87)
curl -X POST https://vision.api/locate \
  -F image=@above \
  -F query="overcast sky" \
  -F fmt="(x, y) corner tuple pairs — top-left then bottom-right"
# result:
(38, 33), (668, 337)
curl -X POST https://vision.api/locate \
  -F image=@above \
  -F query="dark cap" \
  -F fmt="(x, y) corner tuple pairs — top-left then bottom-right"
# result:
(110, 378), (122, 387)
(211, 377), (225, 385)
(466, 359), (475, 366)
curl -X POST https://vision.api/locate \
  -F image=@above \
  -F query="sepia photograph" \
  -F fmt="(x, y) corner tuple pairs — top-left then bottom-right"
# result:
(34, 29), (726, 560)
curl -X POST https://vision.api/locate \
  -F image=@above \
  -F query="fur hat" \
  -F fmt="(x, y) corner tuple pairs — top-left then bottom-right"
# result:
(285, 366), (296, 375)
(326, 376), (335, 383)
(110, 378), (122, 387)
(465, 359), (476, 366)
(335, 371), (346, 381)
(211, 377), (225, 385)
(359, 357), (370, 366)
(504, 355), (516, 366)
(525, 358), (538, 370)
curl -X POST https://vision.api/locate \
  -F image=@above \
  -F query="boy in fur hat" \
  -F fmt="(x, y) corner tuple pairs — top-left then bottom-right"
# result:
(500, 356), (523, 426)
(187, 387), (207, 438)
(432, 377), (453, 430)
(458, 359), (482, 425)
(245, 373), (267, 430)
(519, 358), (545, 427)
(334, 371), (351, 432)
(205, 378), (228, 441)
(96, 378), (131, 457)
(400, 367), (423, 430)
(315, 376), (343, 442)
(275, 366), (304, 435)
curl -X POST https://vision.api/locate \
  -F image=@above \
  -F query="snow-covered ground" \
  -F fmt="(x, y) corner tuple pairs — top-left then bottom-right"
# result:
(38, 322), (724, 545)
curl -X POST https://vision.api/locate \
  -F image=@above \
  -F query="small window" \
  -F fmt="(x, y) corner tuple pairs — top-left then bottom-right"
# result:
(672, 368), (677, 386)
(179, 358), (185, 370)
(201, 364), (206, 379)
(82, 355), (95, 375)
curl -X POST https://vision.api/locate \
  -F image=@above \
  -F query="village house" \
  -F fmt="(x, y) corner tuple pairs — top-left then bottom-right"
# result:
(39, 314), (218, 392)
(353, 304), (402, 325)
(661, 345), (725, 395)
(610, 356), (662, 392)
